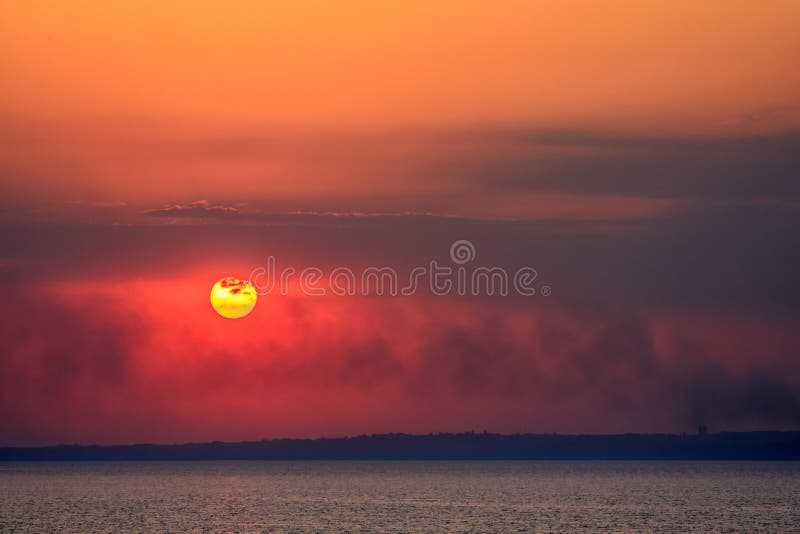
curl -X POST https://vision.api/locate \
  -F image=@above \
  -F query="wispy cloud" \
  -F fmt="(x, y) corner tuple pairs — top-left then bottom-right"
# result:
(143, 200), (241, 219)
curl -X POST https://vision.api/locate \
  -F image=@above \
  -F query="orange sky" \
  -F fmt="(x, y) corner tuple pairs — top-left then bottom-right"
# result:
(2, 1), (799, 214)
(2, 1), (799, 131)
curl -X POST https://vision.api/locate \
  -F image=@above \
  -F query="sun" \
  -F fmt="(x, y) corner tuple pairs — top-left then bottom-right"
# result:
(210, 277), (257, 319)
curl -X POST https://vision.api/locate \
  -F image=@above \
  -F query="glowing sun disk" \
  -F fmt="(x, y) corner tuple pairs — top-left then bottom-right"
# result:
(210, 277), (257, 319)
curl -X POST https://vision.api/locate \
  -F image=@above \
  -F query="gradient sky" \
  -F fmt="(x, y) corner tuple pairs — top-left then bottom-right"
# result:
(1, 1), (799, 445)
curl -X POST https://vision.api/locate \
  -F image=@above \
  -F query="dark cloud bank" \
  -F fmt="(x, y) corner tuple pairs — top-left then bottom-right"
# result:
(1, 198), (798, 444)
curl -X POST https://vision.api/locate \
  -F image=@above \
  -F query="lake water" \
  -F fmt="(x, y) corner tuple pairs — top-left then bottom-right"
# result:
(1, 461), (798, 532)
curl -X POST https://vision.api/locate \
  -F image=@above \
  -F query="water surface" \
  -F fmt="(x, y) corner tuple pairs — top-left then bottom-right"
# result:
(1, 461), (798, 532)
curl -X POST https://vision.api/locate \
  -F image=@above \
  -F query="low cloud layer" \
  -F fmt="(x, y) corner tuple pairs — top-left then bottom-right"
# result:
(4, 126), (799, 220)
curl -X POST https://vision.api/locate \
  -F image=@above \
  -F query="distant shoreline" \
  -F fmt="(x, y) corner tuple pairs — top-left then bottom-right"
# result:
(2, 431), (799, 461)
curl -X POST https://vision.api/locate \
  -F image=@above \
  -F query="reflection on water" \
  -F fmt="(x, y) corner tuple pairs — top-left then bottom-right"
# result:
(1, 461), (799, 532)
